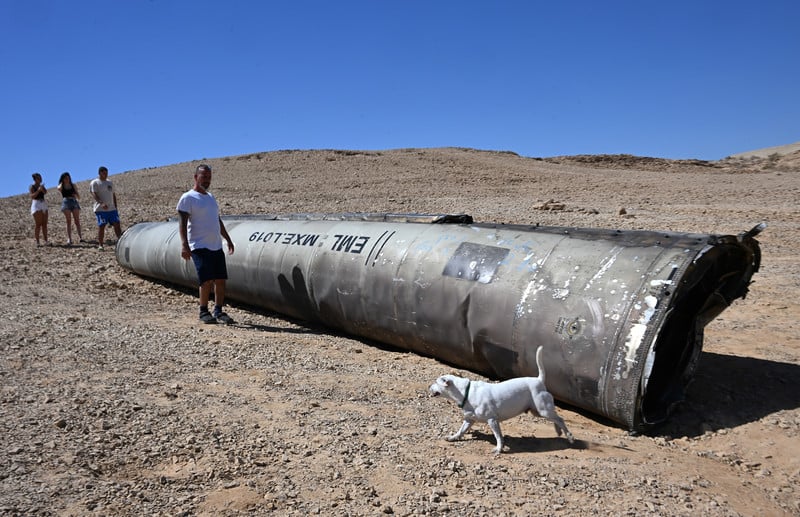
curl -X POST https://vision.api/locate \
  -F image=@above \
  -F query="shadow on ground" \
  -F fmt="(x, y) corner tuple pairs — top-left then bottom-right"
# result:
(453, 431), (585, 455)
(653, 351), (800, 438)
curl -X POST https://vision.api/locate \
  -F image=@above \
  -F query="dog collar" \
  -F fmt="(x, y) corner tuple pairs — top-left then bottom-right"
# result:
(458, 380), (471, 408)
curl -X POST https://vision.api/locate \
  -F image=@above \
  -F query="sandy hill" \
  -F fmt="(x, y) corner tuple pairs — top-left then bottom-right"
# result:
(729, 140), (800, 159)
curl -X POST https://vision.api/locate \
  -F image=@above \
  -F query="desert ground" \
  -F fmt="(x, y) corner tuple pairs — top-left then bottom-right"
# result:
(1, 147), (798, 516)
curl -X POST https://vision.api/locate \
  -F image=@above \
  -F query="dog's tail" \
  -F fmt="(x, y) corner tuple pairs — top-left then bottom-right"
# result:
(535, 346), (546, 385)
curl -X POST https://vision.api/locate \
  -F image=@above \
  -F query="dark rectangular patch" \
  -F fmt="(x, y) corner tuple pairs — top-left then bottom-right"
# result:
(442, 242), (509, 284)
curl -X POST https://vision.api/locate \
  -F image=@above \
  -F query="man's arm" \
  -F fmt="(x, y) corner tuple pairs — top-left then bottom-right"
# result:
(219, 218), (235, 255)
(179, 211), (191, 260)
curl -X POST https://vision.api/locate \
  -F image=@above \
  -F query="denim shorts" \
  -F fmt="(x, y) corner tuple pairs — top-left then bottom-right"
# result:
(190, 248), (228, 284)
(95, 210), (120, 226)
(61, 198), (81, 212)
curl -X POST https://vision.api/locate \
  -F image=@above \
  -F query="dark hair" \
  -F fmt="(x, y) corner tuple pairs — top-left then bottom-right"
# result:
(196, 164), (212, 173)
(59, 172), (71, 185)
(98, 166), (108, 174)
(31, 173), (42, 181)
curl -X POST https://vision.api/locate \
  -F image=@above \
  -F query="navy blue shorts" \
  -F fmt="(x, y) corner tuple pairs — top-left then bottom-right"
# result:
(190, 248), (228, 284)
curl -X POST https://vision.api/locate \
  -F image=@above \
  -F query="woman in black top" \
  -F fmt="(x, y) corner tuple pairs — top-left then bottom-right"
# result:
(57, 172), (83, 245)
(29, 173), (49, 246)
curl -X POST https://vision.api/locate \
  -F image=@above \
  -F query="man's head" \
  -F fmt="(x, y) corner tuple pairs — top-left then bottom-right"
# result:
(194, 164), (212, 193)
(98, 166), (108, 180)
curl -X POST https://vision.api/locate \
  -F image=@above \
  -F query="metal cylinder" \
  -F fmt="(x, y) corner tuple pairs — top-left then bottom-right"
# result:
(116, 213), (762, 430)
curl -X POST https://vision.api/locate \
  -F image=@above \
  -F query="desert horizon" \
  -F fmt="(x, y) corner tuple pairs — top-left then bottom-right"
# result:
(6, 140), (799, 201)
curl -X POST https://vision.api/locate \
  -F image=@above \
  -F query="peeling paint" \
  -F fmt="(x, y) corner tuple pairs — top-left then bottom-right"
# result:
(622, 295), (658, 378)
(650, 279), (673, 288)
(583, 247), (623, 291)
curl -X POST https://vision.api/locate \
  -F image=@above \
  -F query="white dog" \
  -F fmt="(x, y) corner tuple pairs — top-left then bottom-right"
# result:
(429, 346), (574, 454)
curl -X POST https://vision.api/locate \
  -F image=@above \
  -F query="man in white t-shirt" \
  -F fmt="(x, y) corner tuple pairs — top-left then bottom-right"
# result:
(89, 166), (123, 250)
(177, 164), (236, 324)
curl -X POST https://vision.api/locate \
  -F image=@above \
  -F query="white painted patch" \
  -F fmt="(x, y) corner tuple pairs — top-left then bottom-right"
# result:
(516, 246), (555, 315)
(516, 277), (547, 317)
(551, 276), (572, 300)
(587, 298), (604, 337)
(642, 343), (657, 392)
(519, 280), (537, 306)
(621, 295), (658, 379)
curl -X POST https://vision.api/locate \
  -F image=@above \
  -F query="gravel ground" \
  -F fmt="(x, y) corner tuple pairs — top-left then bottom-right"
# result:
(1, 147), (798, 516)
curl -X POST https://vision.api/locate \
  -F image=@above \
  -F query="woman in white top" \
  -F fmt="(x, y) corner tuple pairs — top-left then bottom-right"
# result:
(29, 172), (49, 246)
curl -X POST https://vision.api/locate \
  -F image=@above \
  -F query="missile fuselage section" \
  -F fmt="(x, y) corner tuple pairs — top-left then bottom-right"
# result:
(116, 213), (762, 430)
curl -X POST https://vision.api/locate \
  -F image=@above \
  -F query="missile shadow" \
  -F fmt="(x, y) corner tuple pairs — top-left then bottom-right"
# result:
(649, 351), (800, 438)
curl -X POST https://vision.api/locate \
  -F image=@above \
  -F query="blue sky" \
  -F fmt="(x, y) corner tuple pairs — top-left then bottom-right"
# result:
(2, 1), (798, 199)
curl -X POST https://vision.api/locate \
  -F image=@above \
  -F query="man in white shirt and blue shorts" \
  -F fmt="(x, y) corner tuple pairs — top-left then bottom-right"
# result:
(177, 164), (236, 324)
(89, 166), (123, 250)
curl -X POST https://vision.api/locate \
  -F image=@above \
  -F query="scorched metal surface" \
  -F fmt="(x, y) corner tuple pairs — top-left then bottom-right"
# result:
(116, 213), (763, 430)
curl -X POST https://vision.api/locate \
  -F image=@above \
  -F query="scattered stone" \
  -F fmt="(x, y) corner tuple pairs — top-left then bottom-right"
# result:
(0, 148), (795, 516)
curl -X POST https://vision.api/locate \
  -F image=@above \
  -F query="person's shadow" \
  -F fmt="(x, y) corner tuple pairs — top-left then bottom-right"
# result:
(650, 351), (800, 438)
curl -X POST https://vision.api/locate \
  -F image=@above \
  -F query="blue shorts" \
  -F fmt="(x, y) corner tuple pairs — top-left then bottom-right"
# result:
(95, 210), (120, 227)
(61, 198), (81, 212)
(190, 248), (228, 284)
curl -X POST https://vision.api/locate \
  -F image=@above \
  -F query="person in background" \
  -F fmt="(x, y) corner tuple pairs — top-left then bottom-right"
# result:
(177, 164), (236, 324)
(29, 172), (49, 246)
(89, 166), (122, 250)
(57, 172), (83, 245)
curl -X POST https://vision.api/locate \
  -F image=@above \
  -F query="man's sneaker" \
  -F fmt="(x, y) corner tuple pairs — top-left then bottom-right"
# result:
(199, 311), (217, 324)
(214, 312), (235, 325)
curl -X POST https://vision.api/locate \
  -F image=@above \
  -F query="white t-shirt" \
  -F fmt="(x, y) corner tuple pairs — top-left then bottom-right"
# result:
(176, 190), (223, 251)
(89, 179), (116, 212)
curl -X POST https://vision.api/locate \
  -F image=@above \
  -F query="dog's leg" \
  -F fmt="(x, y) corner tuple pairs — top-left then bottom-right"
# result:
(446, 420), (472, 442)
(553, 415), (575, 443)
(487, 418), (504, 454)
(542, 412), (575, 443)
(534, 392), (575, 444)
